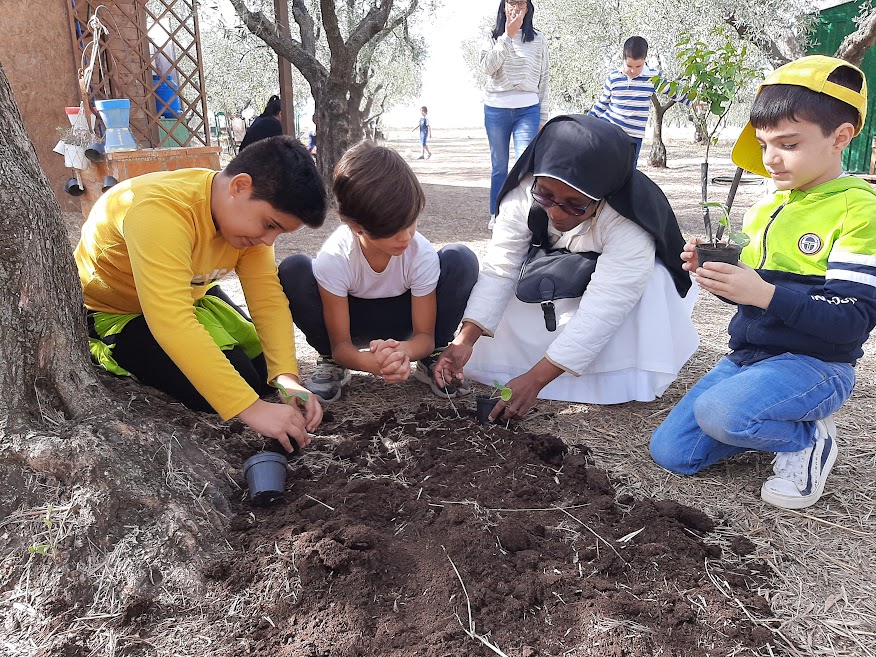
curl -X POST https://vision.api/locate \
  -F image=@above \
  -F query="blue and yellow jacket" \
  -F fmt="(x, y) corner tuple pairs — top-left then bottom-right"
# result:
(728, 176), (876, 366)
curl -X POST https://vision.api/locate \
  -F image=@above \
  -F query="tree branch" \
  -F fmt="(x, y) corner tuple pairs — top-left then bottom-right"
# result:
(724, 13), (790, 68)
(319, 0), (347, 58)
(835, 9), (876, 67)
(227, 0), (327, 85)
(291, 0), (318, 59)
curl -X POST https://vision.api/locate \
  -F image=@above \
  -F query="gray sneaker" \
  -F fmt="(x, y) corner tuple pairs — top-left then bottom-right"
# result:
(413, 352), (471, 398)
(306, 357), (351, 404)
(761, 417), (838, 509)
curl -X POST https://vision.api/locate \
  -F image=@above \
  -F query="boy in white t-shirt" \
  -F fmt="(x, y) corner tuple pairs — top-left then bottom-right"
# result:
(279, 141), (478, 404)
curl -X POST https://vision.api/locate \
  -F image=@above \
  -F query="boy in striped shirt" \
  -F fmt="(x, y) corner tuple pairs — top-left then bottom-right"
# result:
(589, 36), (687, 164)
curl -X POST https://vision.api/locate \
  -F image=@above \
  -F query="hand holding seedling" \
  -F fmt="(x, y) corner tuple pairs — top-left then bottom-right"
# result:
(369, 339), (411, 383)
(491, 359), (562, 421)
(273, 376), (323, 434)
(695, 260), (775, 308)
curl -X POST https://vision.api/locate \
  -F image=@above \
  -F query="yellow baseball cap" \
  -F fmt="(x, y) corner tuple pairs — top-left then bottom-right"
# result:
(731, 55), (868, 177)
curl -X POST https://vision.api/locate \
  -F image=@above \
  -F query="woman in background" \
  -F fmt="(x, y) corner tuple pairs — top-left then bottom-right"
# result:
(240, 95), (283, 150)
(479, 0), (550, 228)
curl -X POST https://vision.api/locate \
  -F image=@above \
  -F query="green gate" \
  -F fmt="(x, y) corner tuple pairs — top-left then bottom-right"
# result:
(808, 0), (876, 173)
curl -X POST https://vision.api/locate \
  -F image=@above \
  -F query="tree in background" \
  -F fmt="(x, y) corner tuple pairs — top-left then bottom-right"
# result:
(661, 28), (760, 237)
(199, 16), (308, 123)
(226, 0), (435, 182)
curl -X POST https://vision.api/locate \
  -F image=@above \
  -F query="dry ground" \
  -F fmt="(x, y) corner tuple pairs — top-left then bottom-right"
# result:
(241, 131), (874, 657)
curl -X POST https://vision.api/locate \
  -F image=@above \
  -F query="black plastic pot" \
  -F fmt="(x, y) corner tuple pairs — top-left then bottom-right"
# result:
(695, 243), (743, 303)
(475, 395), (499, 425)
(243, 451), (288, 506)
(64, 177), (85, 196)
(85, 141), (105, 162)
(695, 243), (742, 267)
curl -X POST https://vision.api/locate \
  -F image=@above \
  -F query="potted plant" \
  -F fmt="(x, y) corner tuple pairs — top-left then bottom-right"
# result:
(659, 29), (759, 239)
(475, 381), (512, 425)
(695, 201), (750, 266)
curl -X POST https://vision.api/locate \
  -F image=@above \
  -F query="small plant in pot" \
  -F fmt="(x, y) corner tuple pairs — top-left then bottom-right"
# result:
(476, 381), (512, 425)
(695, 201), (750, 266)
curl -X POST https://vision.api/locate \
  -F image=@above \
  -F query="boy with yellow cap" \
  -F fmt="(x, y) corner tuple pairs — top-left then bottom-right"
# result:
(650, 55), (876, 509)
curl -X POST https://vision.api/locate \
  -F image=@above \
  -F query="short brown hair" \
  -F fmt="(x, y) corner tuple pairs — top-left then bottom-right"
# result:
(333, 141), (425, 238)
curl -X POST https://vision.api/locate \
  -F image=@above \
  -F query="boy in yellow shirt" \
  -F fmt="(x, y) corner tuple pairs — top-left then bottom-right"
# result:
(75, 136), (326, 452)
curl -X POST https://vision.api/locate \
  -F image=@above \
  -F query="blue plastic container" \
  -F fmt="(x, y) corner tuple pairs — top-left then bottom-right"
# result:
(95, 99), (137, 153)
(153, 74), (182, 119)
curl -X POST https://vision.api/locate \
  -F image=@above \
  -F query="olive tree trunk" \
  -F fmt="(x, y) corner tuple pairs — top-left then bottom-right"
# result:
(648, 95), (675, 168)
(0, 61), (108, 433)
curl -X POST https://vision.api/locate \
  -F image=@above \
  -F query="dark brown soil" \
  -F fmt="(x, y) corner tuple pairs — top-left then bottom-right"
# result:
(201, 403), (774, 656)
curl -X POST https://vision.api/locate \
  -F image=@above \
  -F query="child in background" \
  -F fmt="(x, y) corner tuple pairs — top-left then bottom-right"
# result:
(589, 36), (690, 164)
(412, 106), (432, 159)
(650, 56), (876, 509)
(279, 141), (478, 404)
(76, 136), (327, 453)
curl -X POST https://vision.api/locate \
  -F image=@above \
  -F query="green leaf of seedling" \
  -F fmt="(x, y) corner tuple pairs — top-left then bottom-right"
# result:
(491, 380), (513, 401)
(272, 382), (309, 403)
(729, 231), (751, 248)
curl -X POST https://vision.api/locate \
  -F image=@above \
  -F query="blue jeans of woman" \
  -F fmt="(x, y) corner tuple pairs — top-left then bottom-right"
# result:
(649, 354), (855, 475)
(484, 104), (540, 215)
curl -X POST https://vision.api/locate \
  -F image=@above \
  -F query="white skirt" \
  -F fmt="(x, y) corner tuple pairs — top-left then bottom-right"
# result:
(464, 265), (699, 404)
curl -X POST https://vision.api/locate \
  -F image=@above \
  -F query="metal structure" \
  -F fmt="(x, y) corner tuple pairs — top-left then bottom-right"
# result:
(66, 0), (211, 148)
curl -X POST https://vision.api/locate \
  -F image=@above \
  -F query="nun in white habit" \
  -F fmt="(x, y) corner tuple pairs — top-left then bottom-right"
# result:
(434, 114), (699, 420)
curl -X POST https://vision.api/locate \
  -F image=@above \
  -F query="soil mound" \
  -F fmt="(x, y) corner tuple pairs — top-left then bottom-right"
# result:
(206, 404), (773, 656)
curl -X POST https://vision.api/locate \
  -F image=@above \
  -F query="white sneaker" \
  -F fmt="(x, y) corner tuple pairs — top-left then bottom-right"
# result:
(761, 417), (838, 509)
(487, 214), (496, 230)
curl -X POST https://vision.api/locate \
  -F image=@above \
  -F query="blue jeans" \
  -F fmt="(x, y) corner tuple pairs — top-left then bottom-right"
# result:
(279, 244), (479, 357)
(631, 137), (643, 166)
(650, 354), (855, 475)
(484, 104), (540, 215)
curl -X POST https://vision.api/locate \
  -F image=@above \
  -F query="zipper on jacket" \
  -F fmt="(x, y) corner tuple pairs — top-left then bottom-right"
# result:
(757, 203), (785, 269)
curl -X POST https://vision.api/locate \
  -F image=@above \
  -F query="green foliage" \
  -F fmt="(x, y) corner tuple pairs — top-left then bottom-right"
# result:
(656, 28), (761, 162)
(700, 202), (751, 248)
(491, 381), (513, 402)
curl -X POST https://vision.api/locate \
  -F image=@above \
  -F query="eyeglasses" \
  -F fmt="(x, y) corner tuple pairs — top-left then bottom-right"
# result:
(530, 181), (595, 216)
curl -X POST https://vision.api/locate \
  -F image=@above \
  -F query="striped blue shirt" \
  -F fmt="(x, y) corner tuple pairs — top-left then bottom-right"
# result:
(588, 67), (688, 139)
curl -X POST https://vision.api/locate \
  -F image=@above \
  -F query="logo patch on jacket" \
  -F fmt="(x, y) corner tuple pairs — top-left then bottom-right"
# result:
(798, 233), (823, 255)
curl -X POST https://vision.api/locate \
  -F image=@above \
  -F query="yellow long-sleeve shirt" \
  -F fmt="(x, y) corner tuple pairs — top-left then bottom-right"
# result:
(75, 168), (298, 419)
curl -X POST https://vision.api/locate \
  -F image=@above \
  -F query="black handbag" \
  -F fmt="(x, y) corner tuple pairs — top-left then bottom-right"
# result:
(515, 203), (599, 332)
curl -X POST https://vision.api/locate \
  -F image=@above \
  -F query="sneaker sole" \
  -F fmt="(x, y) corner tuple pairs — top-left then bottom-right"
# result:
(310, 370), (352, 405)
(412, 366), (470, 398)
(761, 433), (838, 510)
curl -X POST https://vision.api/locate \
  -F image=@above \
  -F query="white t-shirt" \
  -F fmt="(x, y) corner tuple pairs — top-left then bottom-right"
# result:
(313, 225), (440, 299)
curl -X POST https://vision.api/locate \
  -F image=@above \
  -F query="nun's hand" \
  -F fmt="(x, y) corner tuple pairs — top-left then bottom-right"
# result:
(681, 237), (703, 272)
(493, 359), (562, 421)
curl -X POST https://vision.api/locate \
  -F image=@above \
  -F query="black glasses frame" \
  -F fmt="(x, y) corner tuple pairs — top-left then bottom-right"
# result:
(530, 181), (595, 217)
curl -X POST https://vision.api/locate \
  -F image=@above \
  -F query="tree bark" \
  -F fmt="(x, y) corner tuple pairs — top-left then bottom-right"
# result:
(835, 10), (876, 67)
(648, 95), (674, 168)
(0, 61), (109, 432)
